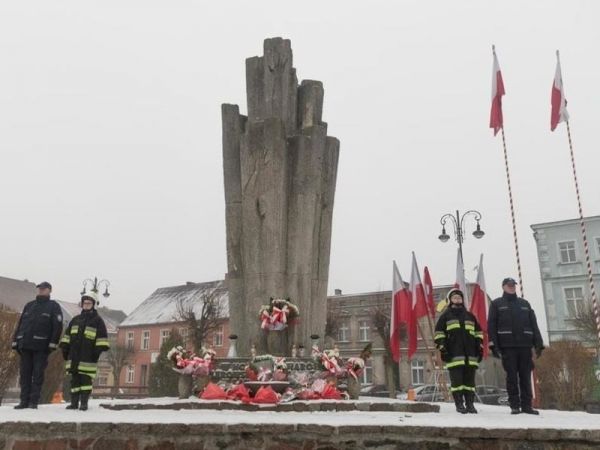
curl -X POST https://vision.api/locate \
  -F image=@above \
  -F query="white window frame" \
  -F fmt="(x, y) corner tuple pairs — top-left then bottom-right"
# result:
(558, 240), (577, 264)
(140, 364), (148, 387)
(358, 319), (370, 342)
(338, 321), (350, 342)
(126, 365), (135, 384)
(179, 327), (189, 344)
(160, 329), (171, 347)
(360, 359), (373, 385)
(141, 330), (150, 350)
(564, 286), (585, 318)
(411, 359), (425, 385)
(126, 331), (134, 350)
(96, 375), (108, 386)
(213, 325), (224, 347)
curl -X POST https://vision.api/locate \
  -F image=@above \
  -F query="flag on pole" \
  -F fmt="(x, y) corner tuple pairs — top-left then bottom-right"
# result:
(454, 248), (469, 308)
(423, 266), (435, 318)
(390, 260), (411, 362)
(490, 45), (505, 136)
(408, 252), (427, 359)
(470, 254), (488, 358)
(551, 50), (570, 131)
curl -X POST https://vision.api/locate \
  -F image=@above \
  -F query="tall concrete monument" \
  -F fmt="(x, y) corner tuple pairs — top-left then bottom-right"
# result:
(222, 38), (340, 356)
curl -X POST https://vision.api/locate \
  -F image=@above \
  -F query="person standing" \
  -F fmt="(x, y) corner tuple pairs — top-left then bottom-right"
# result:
(60, 291), (110, 411)
(434, 288), (484, 414)
(488, 277), (544, 415)
(10, 281), (63, 409)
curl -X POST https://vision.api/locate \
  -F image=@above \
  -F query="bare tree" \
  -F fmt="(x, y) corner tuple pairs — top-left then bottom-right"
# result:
(0, 306), (20, 404)
(536, 340), (597, 410)
(325, 301), (344, 341)
(175, 288), (225, 352)
(371, 304), (397, 398)
(567, 298), (600, 350)
(106, 343), (134, 395)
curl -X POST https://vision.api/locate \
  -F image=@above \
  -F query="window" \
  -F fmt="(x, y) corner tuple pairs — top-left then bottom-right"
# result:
(126, 331), (134, 350)
(358, 319), (370, 341)
(141, 330), (150, 350)
(179, 327), (189, 345)
(338, 322), (350, 342)
(565, 287), (585, 317)
(360, 359), (373, 385)
(96, 375), (108, 386)
(160, 329), (171, 347)
(596, 237), (600, 257)
(140, 364), (148, 386)
(213, 325), (224, 347)
(411, 360), (425, 385)
(559, 241), (577, 263)
(126, 365), (135, 384)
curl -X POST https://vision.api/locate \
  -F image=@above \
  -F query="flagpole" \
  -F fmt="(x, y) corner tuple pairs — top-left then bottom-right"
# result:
(499, 126), (525, 297)
(564, 120), (600, 345)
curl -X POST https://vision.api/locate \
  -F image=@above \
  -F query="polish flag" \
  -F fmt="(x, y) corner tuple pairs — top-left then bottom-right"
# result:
(490, 45), (505, 136)
(454, 248), (469, 309)
(551, 50), (569, 131)
(390, 260), (411, 362)
(470, 254), (488, 358)
(408, 252), (427, 359)
(423, 266), (435, 318)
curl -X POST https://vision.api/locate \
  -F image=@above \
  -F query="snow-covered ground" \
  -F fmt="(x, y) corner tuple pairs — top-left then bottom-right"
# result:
(1, 398), (598, 430)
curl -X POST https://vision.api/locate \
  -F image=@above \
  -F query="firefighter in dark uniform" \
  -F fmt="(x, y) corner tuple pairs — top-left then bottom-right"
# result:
(59, 291), (110, 411)
(434, 288), (483, 414)
(488, 277), (544, 415)
(11, 281), (63, 409)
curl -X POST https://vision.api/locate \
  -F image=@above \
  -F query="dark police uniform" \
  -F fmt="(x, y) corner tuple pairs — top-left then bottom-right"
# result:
(488, 291), (544, 411)
(11, 295), (63, 407)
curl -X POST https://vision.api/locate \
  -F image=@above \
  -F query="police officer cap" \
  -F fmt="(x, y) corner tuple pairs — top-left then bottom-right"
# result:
(502, 277), (518, 286)
(36, 281), (52, 290)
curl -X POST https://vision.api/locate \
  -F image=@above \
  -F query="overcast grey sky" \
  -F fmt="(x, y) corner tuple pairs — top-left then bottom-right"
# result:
(1, 1), (599, 339)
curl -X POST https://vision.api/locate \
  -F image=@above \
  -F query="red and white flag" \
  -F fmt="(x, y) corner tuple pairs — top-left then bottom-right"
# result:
(454, 248), (469, 309)
(551, 50), (569, 131)
(423, 266), (435, 318)
(470, 254), (488, 358)
(408, 252), (427, 359)
(390, 260), (411, 362)
(490, 45), (505, 136)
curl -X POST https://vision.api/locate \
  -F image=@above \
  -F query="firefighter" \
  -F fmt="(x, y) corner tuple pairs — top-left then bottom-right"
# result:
(434, 288), (483, 414)
(59, 292), (110, 411)
(11, 281), (63, 409)
(488, 277), (544, 415)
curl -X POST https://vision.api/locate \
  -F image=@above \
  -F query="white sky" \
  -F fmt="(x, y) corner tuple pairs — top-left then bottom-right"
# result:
(1, 1), (599, 340)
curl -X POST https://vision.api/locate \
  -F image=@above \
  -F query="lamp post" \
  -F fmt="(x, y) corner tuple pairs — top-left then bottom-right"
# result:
(438, 210), (485, 263)
(80, 277), (111, 306)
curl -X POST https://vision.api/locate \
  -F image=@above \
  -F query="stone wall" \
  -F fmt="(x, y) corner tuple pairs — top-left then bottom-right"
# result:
(2, 422), (600, 449)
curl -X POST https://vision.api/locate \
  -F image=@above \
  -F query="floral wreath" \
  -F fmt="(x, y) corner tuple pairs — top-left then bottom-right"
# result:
(259, 298), (300, 331)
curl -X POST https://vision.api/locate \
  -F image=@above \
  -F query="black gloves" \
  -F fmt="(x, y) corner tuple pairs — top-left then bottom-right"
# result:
(438, 345), (451, 363)
(535, 346), (544, 358)
(490, 345), (501, 359)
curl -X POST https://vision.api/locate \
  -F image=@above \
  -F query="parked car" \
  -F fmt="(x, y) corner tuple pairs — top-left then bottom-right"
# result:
(475, 385), (509, 405)
(414, 384), (447, 402)
(360, 384), (393, 398)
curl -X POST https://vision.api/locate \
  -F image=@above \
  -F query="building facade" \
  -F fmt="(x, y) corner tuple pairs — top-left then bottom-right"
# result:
(531, 215), (600, 346)
(116, 281), (230, 393)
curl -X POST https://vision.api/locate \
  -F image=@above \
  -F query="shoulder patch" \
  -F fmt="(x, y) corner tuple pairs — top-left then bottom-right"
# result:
(57, 314), (63, 322)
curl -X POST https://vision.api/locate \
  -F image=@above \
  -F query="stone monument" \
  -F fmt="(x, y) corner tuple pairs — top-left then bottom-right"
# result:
(222, 37), (339, 357)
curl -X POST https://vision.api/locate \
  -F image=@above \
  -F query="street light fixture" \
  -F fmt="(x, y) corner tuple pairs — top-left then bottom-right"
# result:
(80, 277), (111, 305)
(438, 210), (485, 262)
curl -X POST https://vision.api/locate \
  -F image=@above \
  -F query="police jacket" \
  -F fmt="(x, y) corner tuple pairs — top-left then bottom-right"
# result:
(12, 296), (63, 352)
(59, 309), (110, 377)
(487, 292), (544, 350)
(434, 306), (483, 369)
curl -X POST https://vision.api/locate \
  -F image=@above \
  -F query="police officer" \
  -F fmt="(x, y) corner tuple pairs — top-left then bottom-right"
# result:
(11, 281), (63, 409)
(488, 277), (544, 415)
(434, 288), (484, 414)
(60, 291), (110, 411)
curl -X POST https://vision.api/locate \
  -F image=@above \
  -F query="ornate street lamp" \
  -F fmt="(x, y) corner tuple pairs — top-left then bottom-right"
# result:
(438, 210), (485, 262)
(80, 277), (111, 305)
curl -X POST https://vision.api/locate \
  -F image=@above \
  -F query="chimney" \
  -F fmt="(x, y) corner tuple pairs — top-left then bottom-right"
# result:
(334, 289), (342, 296)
